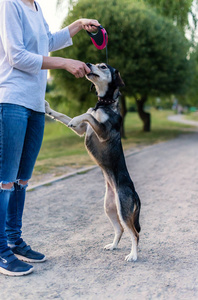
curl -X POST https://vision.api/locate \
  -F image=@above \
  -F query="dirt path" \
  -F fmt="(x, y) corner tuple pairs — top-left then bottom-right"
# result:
(0, 132), (197, 300)
(168, 114), (198, 127)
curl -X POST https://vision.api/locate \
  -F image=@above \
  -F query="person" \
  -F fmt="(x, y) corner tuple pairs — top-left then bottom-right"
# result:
(0, 0), (100, 276)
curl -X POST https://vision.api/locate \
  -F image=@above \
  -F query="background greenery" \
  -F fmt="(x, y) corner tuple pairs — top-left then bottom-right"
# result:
(49, 0), (198, 133)
(36, 0), (198, 177)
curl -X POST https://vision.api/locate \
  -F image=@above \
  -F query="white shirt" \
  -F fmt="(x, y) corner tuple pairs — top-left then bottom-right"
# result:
(0, 0), (73, 112)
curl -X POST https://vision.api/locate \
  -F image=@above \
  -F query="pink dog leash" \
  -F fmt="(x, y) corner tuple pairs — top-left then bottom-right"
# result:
(87, 25), (108, 63)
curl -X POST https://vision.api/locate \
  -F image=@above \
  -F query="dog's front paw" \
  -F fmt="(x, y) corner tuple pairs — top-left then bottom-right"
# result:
(68, 117), (80, 128)
(45, 100), (50, 112)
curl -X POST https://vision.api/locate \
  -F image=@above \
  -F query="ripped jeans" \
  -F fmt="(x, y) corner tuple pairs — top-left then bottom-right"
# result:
(0, 104), (45, 252)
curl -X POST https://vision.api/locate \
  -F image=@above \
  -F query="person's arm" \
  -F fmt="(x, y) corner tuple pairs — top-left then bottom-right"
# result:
(68, 18), (100, 38)
(42, 19), (100, 77)
(0, 1), (42, 74)
(42, 16), (100, 53)
(41, 56), (90, 78)
(42, 17), (73, 52)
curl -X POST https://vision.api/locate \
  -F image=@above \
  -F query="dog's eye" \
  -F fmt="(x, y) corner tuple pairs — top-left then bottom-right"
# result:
(100, 65), (107, 69)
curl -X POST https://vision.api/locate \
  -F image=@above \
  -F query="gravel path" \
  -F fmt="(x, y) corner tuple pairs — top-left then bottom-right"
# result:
(0, 131), (197, 300)
(168, 114), (198, 127)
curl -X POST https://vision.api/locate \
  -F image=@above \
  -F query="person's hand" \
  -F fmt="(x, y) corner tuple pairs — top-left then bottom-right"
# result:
(68, 19), (100, 38)
(64, 58), (91, 78)
(80, 19), (100, 32)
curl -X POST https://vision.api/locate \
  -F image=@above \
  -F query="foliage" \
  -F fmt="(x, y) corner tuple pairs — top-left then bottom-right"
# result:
(179, 48), (198, 107)
(144, 0), (195, 30)
(51, 0), (191, 104)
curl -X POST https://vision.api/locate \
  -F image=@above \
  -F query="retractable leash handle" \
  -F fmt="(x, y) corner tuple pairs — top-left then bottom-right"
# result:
(86, 25), (108, 50)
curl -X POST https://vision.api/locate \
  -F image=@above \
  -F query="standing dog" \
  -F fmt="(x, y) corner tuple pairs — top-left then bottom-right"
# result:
(45, 63), (141, 261)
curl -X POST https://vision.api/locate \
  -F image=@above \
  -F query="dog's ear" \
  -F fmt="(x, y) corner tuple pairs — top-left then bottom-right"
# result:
(114, 70), (125, 87)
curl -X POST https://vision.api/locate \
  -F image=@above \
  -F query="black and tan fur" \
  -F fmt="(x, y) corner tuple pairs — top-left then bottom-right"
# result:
(45, 63), (141, 261)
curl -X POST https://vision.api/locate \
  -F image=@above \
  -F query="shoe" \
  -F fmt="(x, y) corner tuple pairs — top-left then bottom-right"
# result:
(0, 247), (33, 276)
(11, 238), (46, 263)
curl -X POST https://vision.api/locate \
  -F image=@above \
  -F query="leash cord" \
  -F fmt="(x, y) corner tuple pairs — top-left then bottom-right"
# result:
(105, 33), (108, 64)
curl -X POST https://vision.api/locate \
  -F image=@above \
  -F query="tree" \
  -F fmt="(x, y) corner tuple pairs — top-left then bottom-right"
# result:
(179, 48), (198, 107)
(144, 0), (195, 30)
(52, 0), (191, 132)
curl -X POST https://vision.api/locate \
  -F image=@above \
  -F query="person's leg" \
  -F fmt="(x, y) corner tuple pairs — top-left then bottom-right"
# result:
(0, 104), (29, 250)
(0, 187), (14, 252)
(6, 109), (45, 244)
(6, 109), (46, 262)
(0, 104), (33, 275)
(5, 181), (27, 246)
(0, 188), (33, 277)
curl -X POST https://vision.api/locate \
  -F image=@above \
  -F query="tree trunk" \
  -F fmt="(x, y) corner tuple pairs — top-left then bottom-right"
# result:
(120, 94), (127, 138)
(135, 95), (151, 132)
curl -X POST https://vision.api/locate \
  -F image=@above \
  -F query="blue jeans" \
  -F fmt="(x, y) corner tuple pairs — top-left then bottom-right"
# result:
(0, 104), (45, 252)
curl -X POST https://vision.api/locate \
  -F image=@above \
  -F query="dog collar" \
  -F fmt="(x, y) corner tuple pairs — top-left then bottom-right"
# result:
(97, 97), (116, 105)
(97, 88), (120, 105)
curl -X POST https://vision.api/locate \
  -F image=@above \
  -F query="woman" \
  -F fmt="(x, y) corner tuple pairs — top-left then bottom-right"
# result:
(0, 0), (100, 276)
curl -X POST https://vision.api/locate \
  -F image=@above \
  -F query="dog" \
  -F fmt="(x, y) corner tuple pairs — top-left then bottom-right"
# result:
(45, 63), (141, 261)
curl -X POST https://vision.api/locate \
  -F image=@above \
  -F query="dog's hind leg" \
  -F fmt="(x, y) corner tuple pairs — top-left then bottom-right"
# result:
(104, 182), (124, 250)
(116, 189), (140, 262)
(124, 220), (138, 262)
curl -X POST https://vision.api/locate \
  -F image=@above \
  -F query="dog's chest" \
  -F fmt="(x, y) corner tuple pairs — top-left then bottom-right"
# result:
(86, 109), (109, 137)
(92, 109), (109, 123)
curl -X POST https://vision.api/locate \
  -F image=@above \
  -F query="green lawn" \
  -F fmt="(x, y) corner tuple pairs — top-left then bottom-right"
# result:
(185, 111), (198, 122)
(34, 109), (192, 176)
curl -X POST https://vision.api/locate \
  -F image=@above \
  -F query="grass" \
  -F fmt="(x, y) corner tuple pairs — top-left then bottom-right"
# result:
(123, 109), (192, 149)
(185, 111), (198, 122)
(34, 109), (193, 177)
